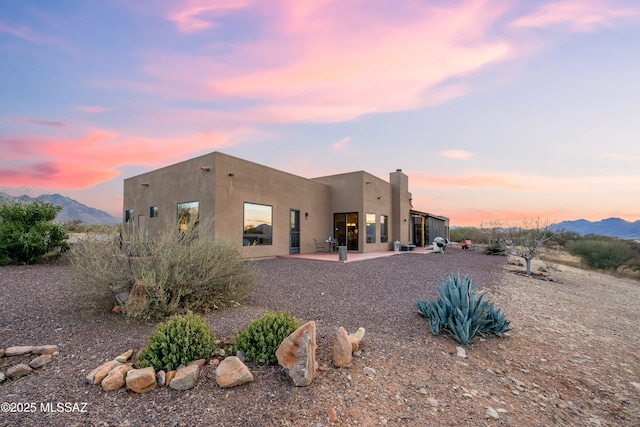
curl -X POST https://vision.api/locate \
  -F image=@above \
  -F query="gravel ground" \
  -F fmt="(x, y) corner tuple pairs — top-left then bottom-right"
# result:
(3, 248), (638, 426)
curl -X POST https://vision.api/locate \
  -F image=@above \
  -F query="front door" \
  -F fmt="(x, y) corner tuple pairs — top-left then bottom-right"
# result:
(333, 212), (359, 251)
(290, 209), (300, 254)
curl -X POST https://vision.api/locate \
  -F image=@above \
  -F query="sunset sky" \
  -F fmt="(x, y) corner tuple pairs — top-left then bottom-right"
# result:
(1, 0), (639, 226)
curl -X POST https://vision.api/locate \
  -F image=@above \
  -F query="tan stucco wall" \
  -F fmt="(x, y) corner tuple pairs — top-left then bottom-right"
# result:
(313, 171), (399, 251)
(123, 151), (445, 258)
(123, 152), (332, 257)
(211, 153), (331, 257)
(122, 153), (218, 237)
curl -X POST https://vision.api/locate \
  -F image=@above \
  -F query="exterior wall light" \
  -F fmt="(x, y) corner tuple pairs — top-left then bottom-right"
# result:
(228, 173), (235, 177)
(141, 183), (149, 187)
(200, 167), (210, 171)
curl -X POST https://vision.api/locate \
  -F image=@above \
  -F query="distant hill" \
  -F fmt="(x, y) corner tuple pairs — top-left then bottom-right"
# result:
(0, 193), (121, 225)
(551, 218), (640, 240)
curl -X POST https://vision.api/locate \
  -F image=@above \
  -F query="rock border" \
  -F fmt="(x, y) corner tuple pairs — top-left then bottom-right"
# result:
(83, 323), (366, 394)
(0, 345), (60, 382)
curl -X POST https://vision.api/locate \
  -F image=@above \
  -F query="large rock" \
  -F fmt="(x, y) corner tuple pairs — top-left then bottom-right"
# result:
(31, 345), (59, 355)
(332, 327), (352, 368)
(215, 356), (254, 388)
(125, 280), (147, 312)
(29, 354), (53, 369)
(126, 367), (157, 393)
(349, 327), (365, 351)
(115, 349), (133, 363)
(4, 346), (33, 356)
(169, 364), (200, 390)
(156, 370), (166, 387)
(101, 364), (132, 391)
(6, 363), (33, 380)
(86, 360), (121, 385)
(276, 321), (318, 386)
(165, 370), (176, 386)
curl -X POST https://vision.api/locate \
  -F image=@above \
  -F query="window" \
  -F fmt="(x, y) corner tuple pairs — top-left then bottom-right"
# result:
(366, 213), (376, 244)
(125, 209), (134, 222)
(380, 215), (389, 243)
(177, 201), (199, 232)
(243, 203), (272, 246)
(149, 206), (158, 218)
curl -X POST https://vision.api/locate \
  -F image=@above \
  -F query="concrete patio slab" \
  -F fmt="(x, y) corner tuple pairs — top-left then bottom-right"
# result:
(278, 246), (433, 263)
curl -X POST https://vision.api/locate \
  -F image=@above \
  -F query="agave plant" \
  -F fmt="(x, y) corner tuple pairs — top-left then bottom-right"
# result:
(416, 273), (511, 345)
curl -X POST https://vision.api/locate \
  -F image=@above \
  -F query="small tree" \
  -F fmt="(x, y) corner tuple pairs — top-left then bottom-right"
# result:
(0, 201), (70, 265)
(502, 218), (555, 277)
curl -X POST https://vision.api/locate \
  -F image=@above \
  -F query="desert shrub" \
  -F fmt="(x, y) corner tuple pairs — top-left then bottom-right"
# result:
(567, 239), (635, 270)
(232, 311), (301, 365)
(551, 229), (581, 248)
(69, 218), (255, 320)
(137, 312), (217, 372)
(416, 273), (511, 345)
(64, 220), (118, 234)
(0, 201), (69, 265)
(485, 242), (507, 256)
(626, 258), (640, 274)
(450, 227), (491, 244)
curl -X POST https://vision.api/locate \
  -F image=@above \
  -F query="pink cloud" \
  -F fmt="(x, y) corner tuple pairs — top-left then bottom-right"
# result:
(439, 150), (474, 159)
(512, 1), (640, 31)
(332, 136), (350, 151)
(24, 118), (67, 128)
(0, 21), (57, 45)
(410, 171), (640, 193)
(150, 0), (512, 123)
(0, 128), (240, 190)
(167, 0), (251, 33)
(603, 152), (640, 162)
(75, 106), (111, 113)
(410, 173), (529, 190)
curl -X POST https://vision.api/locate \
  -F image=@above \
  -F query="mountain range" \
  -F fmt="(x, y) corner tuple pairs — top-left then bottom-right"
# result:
(551, 218), (640, 240)
(0, 193), (121, 225)
(1, 193), (639, 237)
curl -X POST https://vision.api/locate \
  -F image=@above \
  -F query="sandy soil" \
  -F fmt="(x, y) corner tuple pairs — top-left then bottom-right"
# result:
(1, 248), (639, 426)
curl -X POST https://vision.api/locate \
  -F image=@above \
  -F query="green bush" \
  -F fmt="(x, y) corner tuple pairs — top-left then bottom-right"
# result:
(232, 311), (301, 365)
(450, 227), (491, 244)
(0, 201), (69, 265)
(137, 312), (217, 372)
(485, 242), (507, 256)
(568, 239), (635, 270)
(416, 273), (511, 345)
(69, 218), (255, 320)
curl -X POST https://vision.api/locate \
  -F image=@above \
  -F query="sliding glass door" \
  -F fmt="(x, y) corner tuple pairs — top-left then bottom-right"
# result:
(333, 212), (359, 251)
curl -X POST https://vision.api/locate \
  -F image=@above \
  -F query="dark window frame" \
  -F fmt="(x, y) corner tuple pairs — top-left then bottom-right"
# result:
(243, 202), (273, 246)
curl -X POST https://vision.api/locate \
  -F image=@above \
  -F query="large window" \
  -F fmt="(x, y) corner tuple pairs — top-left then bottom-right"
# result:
(380, 214), (389, 243)
(243, 203), (272, 246)
(177, 201), (199, 232)
(366, 213), (376, 244)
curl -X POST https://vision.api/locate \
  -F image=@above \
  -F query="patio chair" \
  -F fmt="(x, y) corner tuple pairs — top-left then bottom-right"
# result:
(314, 238), (327, 252)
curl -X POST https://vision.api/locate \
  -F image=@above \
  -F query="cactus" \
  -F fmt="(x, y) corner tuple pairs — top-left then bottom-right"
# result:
(416, 273), (511, 345)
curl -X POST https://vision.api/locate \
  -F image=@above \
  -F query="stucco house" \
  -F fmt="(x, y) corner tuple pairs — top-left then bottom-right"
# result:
(123, 151), (449, 258)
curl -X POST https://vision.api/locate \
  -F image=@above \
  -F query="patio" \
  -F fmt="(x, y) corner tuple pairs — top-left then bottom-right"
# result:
(278, 246), (433, 263)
